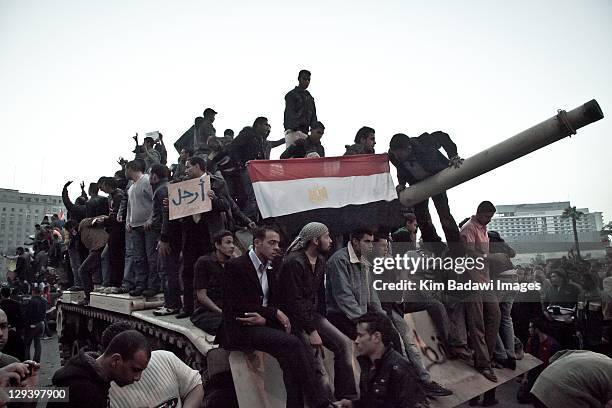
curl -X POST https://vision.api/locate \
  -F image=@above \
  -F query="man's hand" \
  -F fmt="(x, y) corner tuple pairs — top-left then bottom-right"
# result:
(64, 180), (73, 188)
(116, 214), (124, 223)
(207, 190), (217, 200)
(126, 224), (132, 233)
(395, 184), (406, 194)
(276, 310), (291, 333)
(143, 220), (153, 231)
(20, 360), (40, 389)
(334, 399), (353, 408)
(80, 181), (85, 190)
(448, 155), (464, 169)
(309, 330), (323, 347)
(158, 241), (171, 257)
(133, 133), (139, 142)
(248, 221), (257, 230)
(162, 198), (169, 209)
(236, 312), (266, 326)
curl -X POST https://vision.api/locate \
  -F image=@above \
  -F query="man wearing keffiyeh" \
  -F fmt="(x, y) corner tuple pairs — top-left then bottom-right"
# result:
(280, 222), (358, 402)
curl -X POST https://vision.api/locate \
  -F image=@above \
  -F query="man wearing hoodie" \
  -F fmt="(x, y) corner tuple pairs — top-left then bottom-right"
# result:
(49, 330), (150, 408)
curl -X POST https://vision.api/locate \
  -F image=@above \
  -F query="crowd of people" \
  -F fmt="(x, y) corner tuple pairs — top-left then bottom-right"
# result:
(1, 69), (611, 408)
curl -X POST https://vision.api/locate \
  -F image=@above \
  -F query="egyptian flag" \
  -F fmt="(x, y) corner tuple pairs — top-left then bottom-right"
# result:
(248, 154), (404, 238)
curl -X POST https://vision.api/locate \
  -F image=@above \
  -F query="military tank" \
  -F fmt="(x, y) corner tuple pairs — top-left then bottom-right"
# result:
(56, 100), (604, 407)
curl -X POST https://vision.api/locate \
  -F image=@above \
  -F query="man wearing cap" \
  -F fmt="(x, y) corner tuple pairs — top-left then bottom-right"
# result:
(194, 108), (217, 154)
(280, 222), (357, 402)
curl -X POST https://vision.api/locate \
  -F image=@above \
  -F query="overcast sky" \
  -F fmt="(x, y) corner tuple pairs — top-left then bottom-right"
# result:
(1, 0), (610, 226)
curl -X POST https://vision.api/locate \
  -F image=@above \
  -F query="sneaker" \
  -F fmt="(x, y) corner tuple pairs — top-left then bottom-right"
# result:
(142, 289), (159, 298)
(67, 286), (83, 291)
(93, 286), (107, 293)
(129, 288), (143, 297)
(478, 367), (498, 382)
(114, 287), (130, 294)
(422, 381), (453, 397)
(153, 307), (179, 316)
(175, 310), (192, 319)
(103, 287), (117, 294)
(42, 336), (53, 340)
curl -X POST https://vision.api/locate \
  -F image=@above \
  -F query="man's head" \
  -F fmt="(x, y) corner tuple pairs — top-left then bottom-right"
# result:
(389, 133), (413, 161)
(32, 283), (42, 296)
(0, 287), (10, 299)
(185, 157), (206, 179)
(203, 108), (217, 122)
(63, 219), (78, 235)
(550, 269), (568, 288)
(88, 182), (100, 197)
(253, 117), (271, 138)
(16, 247), (24, 256)
(149, 164), (169, 186)
(0, 309), (8, 351)
(34, 224), (41, 231)
(528, 319), (546, 338)
(350, 228), (374, 259)
(214, 230), (235, 259)
(143, 137), (155, 149)
(355, 312), (395, 357)
(404, 212), (417, 233)
(253, 226), (281, 262)
(475, 201), (496, 226)
(101, 329), (151, 387)
(373, 233), (389, 259)
(223, 129), (234, 141)
(310, 122), (325, 143)
(355, 127), (376, 151)
(125, 160), (145, 181)
(289, 222), (332, 255)
(180, 148), (194, 161)
(297, 70), (311, 90)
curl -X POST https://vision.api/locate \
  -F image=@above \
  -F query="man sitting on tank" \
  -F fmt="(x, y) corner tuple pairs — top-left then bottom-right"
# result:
(388, 132), (464, 256)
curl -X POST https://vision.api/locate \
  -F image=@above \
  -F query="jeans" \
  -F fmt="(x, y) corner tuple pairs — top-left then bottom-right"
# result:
(297, 316), (358, 401)
(131, 227), (160, 291)
(68, 247), (82, 287)
(402, 291), (451, 347)
(158, 241), (182, 310)
(239, 169), (259, 220)
(24, 322), (44, 362)
(413, 191), (461, 247)
(239, 326), (331, 408)
(79, 248), (102, 300)
(122, 230), (136, 290)
(495, 275), (518, 360)
(191, 310), (223, 335)
(107, 223), (126, 288)
(389, 310), (431, 382)
(99, 244), (109, 286)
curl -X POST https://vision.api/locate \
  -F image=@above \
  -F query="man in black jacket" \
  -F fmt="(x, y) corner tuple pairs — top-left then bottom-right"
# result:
(62, 180), (87, 222)
(284, 69), (317, 147)
(98, 177), (125, 292)
(49, 330), (151, 408)
(85, 182), (109, 218)
(176, 157), (230, 319)
(344, 126), (376, 156)
(335, 313), (428, 408)
(388, 132), (464, 255)
(219, 226), (333, 408)
(280, 222), (357, 402)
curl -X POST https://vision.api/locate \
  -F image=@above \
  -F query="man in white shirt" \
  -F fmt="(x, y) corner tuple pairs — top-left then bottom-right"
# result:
(102, 322), (203, 408)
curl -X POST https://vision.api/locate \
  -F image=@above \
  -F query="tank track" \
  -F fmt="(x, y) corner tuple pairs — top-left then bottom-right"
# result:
(57, 302), (206, 371)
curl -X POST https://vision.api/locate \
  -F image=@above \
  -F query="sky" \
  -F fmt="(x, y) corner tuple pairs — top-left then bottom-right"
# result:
(1, 0), (611, 226)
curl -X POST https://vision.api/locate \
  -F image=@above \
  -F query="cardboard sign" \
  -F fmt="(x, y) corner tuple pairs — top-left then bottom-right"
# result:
(168, 175), (212, 220)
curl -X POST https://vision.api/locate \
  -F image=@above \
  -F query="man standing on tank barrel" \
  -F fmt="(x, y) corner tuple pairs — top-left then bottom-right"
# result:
(388, 131), (464, 256)
(284, 69), (318, 147)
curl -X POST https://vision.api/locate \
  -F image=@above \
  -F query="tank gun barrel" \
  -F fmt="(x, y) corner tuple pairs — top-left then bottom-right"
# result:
(399, 99), (604, 208)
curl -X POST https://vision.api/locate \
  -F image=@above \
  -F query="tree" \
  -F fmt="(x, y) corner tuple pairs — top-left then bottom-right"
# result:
(562, 206), (584, 260)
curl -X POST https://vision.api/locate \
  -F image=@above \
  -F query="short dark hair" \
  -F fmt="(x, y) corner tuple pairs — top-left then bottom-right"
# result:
(88, 183), (99, 195)
(0, 287), (11, 298)
(389, 133), (411, 151)
(213, 230), (233, 245)
(298, 69), (311, 79)
(311, 121), (325, 131)
(103, 330), (151, 361)
(149, 164), (169, 180)
(64, 220), (78, 231)
(357, 312), (396, 346)
(355, 126), (375, 144)
(253, 117), (268, 128)
(100, 321), (135, 350)
(404, 212), (417, 223)
(143, 137), (155, 145)
(253, 225), (280, 243)
(126, 160), (145, 173)
(181, 147), (194, 157)
(477, 201), (496, 214)
(224, 129), (234, 136)
(551, 269), (568, 283)
(188, 156), (207, 172)
(16, 247), (24, 254)
(529, 318), (546, 332)
(351, 228), (374, 242)
(195, 116), (204, 125)
(203, 108), (216, 117)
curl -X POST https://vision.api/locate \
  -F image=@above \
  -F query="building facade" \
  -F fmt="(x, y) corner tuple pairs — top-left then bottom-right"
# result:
(0, 188), (65, 274)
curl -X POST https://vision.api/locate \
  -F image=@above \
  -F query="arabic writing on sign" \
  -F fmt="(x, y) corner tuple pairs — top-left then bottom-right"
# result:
(168, 175), (212, 220)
